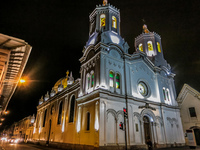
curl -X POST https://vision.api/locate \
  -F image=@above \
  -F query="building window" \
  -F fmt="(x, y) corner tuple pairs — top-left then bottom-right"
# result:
(100, 14), (106, 27)
(43, 109), (47, 127)
(157, 42), (161, 53)
(112, 16), (117, 29)
(86, 112), (90, 130)
(116, 73), (120, 89)
(139, 43), (143, 52)
(109, 71), (114, 87)
(135, 123), (139, 132)
(138, 82), (148, 97)
(147, 41), (154, 56)
(189, 107), (197, 117)
(163, 88), (166, 101)
(87, 76), (90, 89)
(166, 89), (170, 101)
(69, 95), (75, 123)
(57, 101), (63, 125)
(91, 73), (94, 88)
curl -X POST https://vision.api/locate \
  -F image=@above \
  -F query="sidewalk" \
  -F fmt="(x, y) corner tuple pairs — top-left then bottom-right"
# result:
(155, 146), (200, 150)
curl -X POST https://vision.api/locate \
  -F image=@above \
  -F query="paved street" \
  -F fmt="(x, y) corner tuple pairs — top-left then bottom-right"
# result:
(0, 143), (200, 150)
(156, 146), (200, 150)
(0, 143), (61, 150)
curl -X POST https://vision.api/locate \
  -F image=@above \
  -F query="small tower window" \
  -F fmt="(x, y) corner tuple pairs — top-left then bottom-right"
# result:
(109, 71), (114, 87)
(147, 41), (154, 56)
(157, 42), (161, 53)
(116, 73), (120, 89)
(91, 73), (94, 88)
(57, 101), (63, 125)
(100, 14), (106, 27)
(139, 43), (143, 52)
(112, 16), (117, 29)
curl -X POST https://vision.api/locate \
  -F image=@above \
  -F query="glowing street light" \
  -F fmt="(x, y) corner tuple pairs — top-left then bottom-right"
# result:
(19, 79), (25, 83)
(1, 118), (4, 121)
(4, 111), (9, 115)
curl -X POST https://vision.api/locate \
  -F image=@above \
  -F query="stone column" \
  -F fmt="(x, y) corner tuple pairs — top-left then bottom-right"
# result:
(140, 120), (145, 144)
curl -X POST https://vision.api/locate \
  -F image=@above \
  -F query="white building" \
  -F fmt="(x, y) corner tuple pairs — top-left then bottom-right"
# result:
(32, 1), (185, 149)
(177, 84), (200, 145)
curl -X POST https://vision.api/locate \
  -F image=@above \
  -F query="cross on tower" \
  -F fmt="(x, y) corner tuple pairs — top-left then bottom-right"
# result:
(103, 0), (108, 6)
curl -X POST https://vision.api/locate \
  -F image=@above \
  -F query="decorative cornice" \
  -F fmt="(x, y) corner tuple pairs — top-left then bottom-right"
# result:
(177, 84), (200, 104)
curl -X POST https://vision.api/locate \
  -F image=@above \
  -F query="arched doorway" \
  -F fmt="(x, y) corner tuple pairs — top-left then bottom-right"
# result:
(47, 119), (52, 144)
(143, 116), (152, 143)
(190, 126), (200, 145)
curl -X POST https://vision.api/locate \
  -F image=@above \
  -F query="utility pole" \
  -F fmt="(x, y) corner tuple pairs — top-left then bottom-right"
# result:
(123, 55), (128, 150)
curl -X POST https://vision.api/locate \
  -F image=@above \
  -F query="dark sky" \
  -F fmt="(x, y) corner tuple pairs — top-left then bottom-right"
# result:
(0, 0), (199, 129)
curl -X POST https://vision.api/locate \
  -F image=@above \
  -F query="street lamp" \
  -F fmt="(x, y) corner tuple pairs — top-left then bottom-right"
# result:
(19, 79), (25, 83)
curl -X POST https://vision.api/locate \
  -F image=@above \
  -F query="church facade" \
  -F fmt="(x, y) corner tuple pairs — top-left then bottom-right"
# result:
(32, 1), (185, 149)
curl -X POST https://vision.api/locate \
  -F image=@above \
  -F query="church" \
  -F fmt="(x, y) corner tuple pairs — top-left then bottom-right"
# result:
(32, 1), (185, 149)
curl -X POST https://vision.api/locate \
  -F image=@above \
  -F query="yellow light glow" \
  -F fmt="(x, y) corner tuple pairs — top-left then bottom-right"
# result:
(1, 118), (4, 121)
(4, 111), (9, 115)
(20, 79), (25, 83)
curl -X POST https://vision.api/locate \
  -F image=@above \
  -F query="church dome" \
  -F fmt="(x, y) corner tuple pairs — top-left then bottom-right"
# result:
(53, 71), (74, 93)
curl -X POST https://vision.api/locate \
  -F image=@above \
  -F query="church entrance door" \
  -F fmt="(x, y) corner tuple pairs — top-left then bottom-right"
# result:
(143, 116), (152, 143)
(194, 129), (200, 145)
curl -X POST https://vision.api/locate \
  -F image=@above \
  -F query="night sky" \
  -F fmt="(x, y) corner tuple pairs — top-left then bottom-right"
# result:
(0, 0), (199, 129)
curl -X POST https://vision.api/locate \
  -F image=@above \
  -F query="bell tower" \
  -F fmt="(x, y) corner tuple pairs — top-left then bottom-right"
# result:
(85, 0), (129, 53)
(135, 25), (168, 68)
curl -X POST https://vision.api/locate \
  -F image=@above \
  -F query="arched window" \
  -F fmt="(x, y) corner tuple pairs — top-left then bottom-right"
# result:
(69, 95), (75, 123)
(166, 88), (171, 102)
(87, 76), (90, 89)
(86, 112), (90, 130)
(57, 101), (63, 125)
(100, 14), (106, 27)
(157, 42), (161, 53)
(147, 41), (154, 56)
(109, 71), (114, 87)
(147, 41), (153, 51)
(116, 73), (120, 89)
(112, 16), (117, 28)
(43, 109), (47, 127)
(139, 43), (143, 52)
(163, 88), (166, 101)
(91, 73), (94, 88)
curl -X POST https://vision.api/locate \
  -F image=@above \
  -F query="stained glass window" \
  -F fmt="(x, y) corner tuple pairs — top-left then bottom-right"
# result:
(88, 76), (90, 89)
(112, 16), (117, 28)
(157, 42), (161, 53)
(100, 14), (106, 27)
(166, 90), (169, 101)
(91, 73), (94, 87)
(109, 71), (114, 87)
(116, 73), (120, 89)
(139, 43), (143, 52)
(163, 88), (166, 101)
(138, 82), (148, 96)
